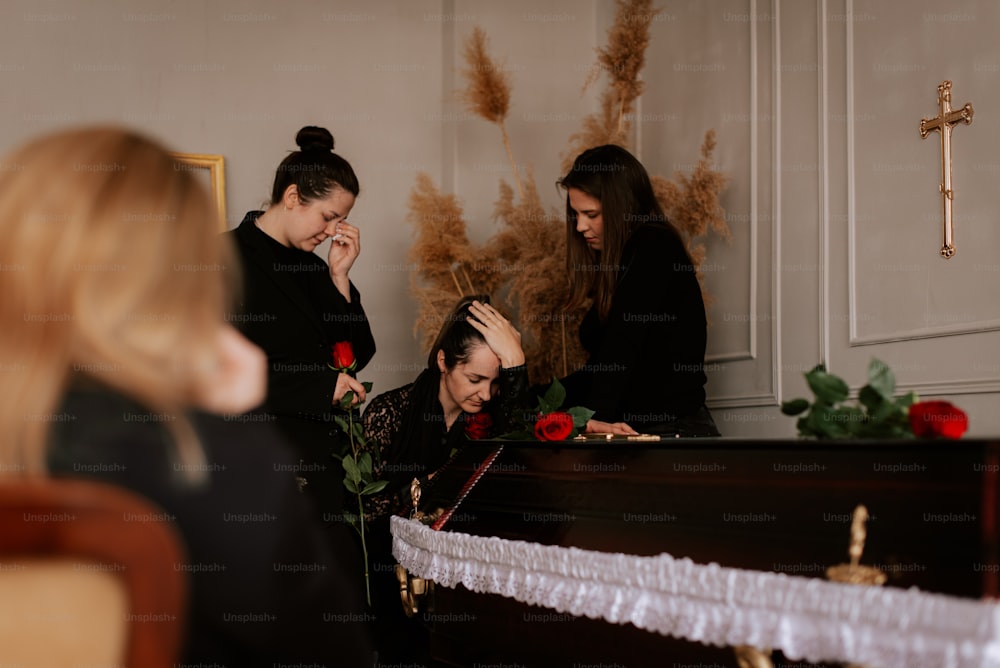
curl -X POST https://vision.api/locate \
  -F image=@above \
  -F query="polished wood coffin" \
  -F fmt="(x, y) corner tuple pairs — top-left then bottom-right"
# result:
(414, 437), (1000, 667)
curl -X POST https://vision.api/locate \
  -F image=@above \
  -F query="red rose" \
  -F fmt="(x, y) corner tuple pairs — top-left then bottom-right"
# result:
(909, 401), (968, 439)
(464, 412), (493, 440)
(534, 412), (575, 442)
(330, 341), (356, 371)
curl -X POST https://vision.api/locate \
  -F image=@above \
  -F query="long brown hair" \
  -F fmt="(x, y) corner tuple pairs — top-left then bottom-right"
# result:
(559, 144), (685, 320)
(0, 127), (235, 476)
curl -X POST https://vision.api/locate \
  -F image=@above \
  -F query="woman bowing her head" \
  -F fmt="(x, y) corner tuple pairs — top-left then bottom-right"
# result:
(359, 295), (528, 663)
(558, 144), (720, 437)
(0, 126), (374, 665)
(228, 125), (377, 522)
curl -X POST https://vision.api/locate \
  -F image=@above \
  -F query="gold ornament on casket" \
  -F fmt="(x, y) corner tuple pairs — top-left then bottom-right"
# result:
(395, 478), (436, 617)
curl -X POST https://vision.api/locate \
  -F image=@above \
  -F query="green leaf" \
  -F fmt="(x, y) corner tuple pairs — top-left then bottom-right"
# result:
(338, 390), (356, 410)
(805, 366), (850, 404)
(897, 391), (918, 409)
(361, 480), (389, 496)
(362, 381), (373, 393)
(837, 406), (867, 437)
(352, 421), (365, 444)
(357, 452), (373, 475)
(343, 477), (359, 494)
(795, 415), (813, 438)
(867, 358), (896, 398)
(857, 385), (884, 411)
(780, 398), (810, 416)
(342, 456), (361, 483)
(870, 398), (901, 423)
(567, 406), (596, 428)
(808, 405), (850, 439)
(334, 415), (351, 435)
(541, 377), (566, 412)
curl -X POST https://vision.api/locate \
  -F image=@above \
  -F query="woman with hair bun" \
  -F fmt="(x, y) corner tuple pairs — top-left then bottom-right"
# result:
(0, 126), (374, 666)
(228, 126), (376, 523)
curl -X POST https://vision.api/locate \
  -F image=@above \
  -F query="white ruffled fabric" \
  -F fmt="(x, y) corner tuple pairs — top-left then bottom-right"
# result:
(391, 516), (1000, 667)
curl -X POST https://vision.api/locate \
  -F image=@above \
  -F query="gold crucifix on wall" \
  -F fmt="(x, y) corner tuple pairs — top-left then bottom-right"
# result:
(919, 80), (973, 259)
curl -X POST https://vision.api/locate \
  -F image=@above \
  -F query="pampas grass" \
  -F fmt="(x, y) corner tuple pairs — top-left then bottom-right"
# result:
(408, 11), (730, 383)
(460, 26), (523, 200)
(567, 0), (732, 307)
(406, 172), (476, 351)
(652, 130), (731, 310)
(490, 168), (589, 383)
(565, 0), (659, 170)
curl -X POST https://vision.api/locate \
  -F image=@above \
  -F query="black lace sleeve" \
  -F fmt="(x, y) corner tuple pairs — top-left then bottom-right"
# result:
(360, 385), (415, 519)
(491, 364), (531, 434)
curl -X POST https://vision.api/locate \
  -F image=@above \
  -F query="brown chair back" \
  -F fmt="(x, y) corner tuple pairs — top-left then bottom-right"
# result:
(0, 478), (187, 667)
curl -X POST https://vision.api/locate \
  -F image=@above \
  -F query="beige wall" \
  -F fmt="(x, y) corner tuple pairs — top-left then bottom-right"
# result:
(3, 0), (996, 437)
(0, 0), (599, 399)
(641, 0), (1000, 436)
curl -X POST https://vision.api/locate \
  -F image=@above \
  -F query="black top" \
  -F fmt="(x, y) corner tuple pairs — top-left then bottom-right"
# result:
(561, 223), (709, 427)
(47, 388), (375, 667)
(227, 211), (376, 516)
(361, 365), (528, 517)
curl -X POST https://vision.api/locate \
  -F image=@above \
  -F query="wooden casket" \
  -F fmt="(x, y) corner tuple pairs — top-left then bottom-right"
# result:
(392, 437), (1000, 667)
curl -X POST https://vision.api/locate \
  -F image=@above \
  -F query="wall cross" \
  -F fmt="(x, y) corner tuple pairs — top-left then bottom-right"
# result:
(919, 80), (974, 259)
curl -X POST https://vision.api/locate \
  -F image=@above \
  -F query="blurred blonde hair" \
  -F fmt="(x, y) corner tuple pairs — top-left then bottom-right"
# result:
(0, 126), (236, 476)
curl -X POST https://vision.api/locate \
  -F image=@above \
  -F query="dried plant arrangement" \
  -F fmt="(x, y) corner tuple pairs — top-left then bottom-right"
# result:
(459, 26), (523, 200)
(564, 0), (660, 172)
(568, 0), (731, 307)
(456, 25), (590, 382)
(651, 130), (731, 309)
(407, 2), (730, 383)
(406, 173), (476, 351)
(488, 170), (589, 383)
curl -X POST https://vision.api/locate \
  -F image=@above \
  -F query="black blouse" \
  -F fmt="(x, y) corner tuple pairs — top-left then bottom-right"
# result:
(227, 211), (377, 517)
(360, 364), (528, 518)
(561, 223), (709, 428)
(47, 388), (374, 667)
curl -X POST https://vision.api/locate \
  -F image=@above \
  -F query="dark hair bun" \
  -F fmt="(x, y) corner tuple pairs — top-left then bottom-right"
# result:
(295, 126), (334, 153)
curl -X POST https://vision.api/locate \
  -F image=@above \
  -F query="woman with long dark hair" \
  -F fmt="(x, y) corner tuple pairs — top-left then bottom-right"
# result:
(558, 144), (719, 437)
(362, 295), (526, 516)
(361, 295), (527, 663)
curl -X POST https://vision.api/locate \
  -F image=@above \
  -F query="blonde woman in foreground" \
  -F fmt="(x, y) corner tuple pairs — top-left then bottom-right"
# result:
(0, 127), (374, 667)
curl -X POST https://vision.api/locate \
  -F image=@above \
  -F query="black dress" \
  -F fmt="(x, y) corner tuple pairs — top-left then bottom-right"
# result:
(359, 364), (528, 665)
(361, 364), (528, 516)
(227, 211), (377, 520)
(560, 223), (719, 436)
(47, 387), (375, 667)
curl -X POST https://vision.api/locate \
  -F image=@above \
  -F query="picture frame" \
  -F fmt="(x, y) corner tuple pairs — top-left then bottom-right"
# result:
(169, 152), (227, 231)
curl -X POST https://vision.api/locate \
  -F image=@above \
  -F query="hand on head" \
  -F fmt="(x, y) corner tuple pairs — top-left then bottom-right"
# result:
(466, 300), (525, 369)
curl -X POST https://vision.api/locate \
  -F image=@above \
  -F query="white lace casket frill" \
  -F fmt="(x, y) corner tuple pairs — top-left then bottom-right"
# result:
(391, 516), (1000, 667)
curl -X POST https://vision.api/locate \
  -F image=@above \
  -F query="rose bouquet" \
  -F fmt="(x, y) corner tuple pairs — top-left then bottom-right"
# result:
(781, 358), (968, 440)
(501, 378), (595, 442)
